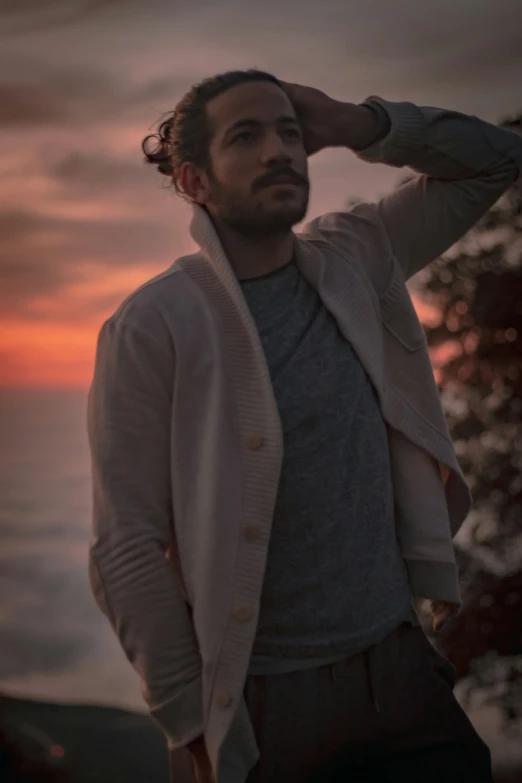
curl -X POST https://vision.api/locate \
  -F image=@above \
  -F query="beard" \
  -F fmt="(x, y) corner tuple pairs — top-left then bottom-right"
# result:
(208, 176), (310, 238)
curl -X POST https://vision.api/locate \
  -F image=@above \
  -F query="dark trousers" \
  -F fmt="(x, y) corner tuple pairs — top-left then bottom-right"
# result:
(244, 623), (493, 783)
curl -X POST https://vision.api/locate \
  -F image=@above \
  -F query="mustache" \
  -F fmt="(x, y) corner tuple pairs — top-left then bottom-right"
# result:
(253, 166), (309, 191)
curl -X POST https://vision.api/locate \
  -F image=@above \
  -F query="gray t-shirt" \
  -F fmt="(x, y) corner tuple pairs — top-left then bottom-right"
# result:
(240, 259), (416, 676)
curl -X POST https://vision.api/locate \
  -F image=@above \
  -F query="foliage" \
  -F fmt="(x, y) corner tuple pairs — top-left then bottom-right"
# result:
(408, 112), (522, 728)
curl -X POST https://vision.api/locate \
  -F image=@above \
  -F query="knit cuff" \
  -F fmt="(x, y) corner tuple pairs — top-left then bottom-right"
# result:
(353, 95), (427, 166)
(405, 558), (462, 605)
(149, 675), (204, 750)
(352, 102), (392, 151)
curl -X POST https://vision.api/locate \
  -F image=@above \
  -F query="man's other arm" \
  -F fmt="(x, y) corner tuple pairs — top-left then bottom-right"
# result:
(87, 316), (203, 750)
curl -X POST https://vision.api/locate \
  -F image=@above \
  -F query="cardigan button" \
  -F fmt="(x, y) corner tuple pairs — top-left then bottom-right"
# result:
(244, 524), (261, 542)
(214, 690), (232, 709)
(245, 433), (263, 450)
(233, 605), (253, 622)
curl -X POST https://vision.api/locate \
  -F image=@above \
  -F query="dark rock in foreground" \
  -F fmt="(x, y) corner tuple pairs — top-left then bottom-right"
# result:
(0, 693), (171, 782)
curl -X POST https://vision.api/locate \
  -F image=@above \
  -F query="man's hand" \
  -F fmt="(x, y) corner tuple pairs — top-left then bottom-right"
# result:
(187, 734), (215, 783)
(281, 81), (381, 155)
(429, 600), (461, 632)
(280, 81), (343, 155)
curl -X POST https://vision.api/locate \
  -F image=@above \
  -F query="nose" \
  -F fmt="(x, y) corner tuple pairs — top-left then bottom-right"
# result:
(259, 132), (293, 167)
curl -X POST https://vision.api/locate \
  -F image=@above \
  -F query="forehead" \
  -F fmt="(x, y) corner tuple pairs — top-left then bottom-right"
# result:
(207, 81), (297, 137)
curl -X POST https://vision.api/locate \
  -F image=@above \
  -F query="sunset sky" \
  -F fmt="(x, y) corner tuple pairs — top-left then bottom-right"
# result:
(1, 0), (521, 390)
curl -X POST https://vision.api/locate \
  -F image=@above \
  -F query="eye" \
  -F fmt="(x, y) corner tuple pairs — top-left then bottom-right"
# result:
(233, 131), (255, 144)
(283, 128), (301, 139)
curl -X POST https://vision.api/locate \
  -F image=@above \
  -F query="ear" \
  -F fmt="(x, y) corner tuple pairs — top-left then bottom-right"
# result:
(178, 161), (211, 204)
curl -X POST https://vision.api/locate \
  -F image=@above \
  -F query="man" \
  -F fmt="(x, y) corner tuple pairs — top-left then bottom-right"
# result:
(87, 69), (522, 783)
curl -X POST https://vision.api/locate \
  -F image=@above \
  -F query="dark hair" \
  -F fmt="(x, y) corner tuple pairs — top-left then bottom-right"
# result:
(141, 69), (283, 201)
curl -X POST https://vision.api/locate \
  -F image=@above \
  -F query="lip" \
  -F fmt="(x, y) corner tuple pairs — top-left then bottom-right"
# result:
(264, 178), (302, 187)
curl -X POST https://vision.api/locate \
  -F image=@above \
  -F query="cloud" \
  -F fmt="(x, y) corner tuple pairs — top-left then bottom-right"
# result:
(0, 68), (115, 127)
(0, 204), (173, 267)
(1, 0), (521, 332)
(0, 0), (130, 38)
(0, 58), (186, 128)
(160, 0), (522, 103)
(44, 145), (180, 210)
(0, 55), (192, 321)
(420, 27), (522, 85)
(48, 149), (156, 190)
(0, 204), (178, 316)
(0, 55), (191, 321)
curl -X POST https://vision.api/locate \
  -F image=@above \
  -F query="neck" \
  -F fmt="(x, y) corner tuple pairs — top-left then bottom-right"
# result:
(211, 218), (295, 281)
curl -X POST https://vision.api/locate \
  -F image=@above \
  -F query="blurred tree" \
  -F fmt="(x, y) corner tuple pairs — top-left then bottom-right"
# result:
(388, 112), (522, 731)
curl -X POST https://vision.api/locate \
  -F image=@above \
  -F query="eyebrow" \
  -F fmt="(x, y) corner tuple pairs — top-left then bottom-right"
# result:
(224, 115), (300, 140)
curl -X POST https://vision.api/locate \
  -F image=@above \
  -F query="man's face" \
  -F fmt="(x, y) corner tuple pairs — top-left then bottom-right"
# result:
(198, 81), (310, 236)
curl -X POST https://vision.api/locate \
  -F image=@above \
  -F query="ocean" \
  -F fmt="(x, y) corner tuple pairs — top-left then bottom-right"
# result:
(0, 388), (142, 711)
(0, 388), (520, 769)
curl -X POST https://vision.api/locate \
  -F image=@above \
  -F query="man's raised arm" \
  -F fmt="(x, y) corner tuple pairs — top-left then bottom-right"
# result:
(352, 96), (521, 280)
(87, 315), (203, 750)
(283, 81), (521, 281)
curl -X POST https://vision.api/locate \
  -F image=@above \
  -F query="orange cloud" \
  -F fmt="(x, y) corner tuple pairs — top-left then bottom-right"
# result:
(0, 264), (166, 389)
(0, 320), (96, 389)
